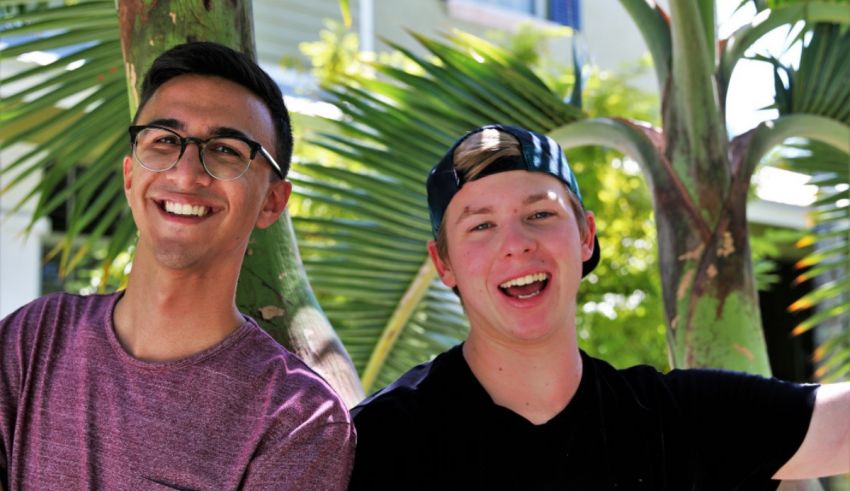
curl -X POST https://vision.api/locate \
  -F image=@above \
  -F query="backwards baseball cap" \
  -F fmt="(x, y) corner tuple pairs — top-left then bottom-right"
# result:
(426, 124), (600, 277)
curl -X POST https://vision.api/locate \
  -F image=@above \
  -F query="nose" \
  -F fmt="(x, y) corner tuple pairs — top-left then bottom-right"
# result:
(169, 142), (213, 187)
(501, 221), (537, 258)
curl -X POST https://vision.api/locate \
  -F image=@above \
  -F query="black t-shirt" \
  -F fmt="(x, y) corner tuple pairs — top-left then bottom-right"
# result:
(349, 345), (817, 490)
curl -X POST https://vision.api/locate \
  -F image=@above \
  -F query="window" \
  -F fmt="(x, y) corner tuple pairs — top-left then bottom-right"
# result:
(548, 0), (580, 30)
(456, 0), (581, 30)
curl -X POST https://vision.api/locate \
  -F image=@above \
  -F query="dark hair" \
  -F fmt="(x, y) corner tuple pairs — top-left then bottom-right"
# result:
(135, 41), (292, 178)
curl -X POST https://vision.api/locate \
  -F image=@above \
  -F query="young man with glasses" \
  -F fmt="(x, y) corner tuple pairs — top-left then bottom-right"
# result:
(0, 42), (354, 490)
(349, 124), (850, 490)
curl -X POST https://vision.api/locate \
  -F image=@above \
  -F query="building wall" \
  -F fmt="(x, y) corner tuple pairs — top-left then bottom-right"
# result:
(0, 142), (49, 318)
(258, 0), (660, 92)
(254, 0), (356, 71)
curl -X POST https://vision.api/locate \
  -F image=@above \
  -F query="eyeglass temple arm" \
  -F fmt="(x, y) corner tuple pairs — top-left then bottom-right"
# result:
(259, 147), (284, 179)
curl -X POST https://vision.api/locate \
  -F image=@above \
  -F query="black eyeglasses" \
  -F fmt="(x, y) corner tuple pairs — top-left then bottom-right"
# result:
(128, 125), (283, 181)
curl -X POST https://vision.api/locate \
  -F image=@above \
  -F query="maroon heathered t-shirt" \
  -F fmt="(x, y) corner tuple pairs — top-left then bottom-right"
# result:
(0, 292), (355, 490)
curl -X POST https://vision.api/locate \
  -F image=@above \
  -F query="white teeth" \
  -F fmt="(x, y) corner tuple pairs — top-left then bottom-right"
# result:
(516, 291), (541, 300)
(164, 201), (209, 217)
(499, 272), (548, 289)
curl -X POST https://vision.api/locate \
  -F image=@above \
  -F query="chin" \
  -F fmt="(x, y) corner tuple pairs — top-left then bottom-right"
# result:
(153, 248), (205, 271)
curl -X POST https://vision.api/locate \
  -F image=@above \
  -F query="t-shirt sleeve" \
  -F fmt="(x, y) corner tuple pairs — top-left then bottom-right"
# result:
(240, 395), (356, 491)
(665, 368), (818, 488)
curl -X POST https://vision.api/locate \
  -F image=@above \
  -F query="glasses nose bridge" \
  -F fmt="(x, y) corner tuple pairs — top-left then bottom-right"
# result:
(179, 135), (208, 165)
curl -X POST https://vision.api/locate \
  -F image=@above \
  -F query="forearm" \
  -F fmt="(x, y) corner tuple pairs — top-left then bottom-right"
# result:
(775, 382), (850, 479)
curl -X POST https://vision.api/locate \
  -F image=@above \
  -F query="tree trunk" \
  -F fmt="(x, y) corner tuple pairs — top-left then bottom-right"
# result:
(116, 0), (364, 406)
(652, 128), (771, 375)
(653, 0), (771, 375)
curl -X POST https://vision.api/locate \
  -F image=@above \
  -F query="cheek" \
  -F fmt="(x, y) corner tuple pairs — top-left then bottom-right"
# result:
(231, 181), (267, 227)
(452, 246), (490, 286)
(126, 170), (148, 205)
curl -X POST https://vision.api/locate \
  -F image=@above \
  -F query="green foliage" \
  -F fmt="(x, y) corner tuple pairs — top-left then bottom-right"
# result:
(43, 239), (133, 295)
(770, 142), (850, 381)
(296, 20), (361, 86)
(761, 21), (850, 380)
(0, 0), (131, 286)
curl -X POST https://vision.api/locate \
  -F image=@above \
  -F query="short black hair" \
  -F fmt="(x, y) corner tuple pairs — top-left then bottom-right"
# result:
(135, 41), (292, 178)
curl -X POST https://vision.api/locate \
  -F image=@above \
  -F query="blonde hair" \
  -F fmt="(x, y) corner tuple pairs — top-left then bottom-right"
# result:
(435, 128), (589, 261)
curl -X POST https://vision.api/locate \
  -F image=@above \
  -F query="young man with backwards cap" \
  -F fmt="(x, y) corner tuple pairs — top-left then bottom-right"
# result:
(0, 42), (354, 489)
(348, 124), (850, 489)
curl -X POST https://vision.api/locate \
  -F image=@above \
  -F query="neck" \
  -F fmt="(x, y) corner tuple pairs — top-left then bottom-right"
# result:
(113, 247), (244, 362)
(463, 328), (583, 425)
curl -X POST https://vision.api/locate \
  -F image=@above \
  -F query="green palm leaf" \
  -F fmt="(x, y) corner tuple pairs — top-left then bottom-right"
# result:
(780, 142), (850, 381)
(0, 0), (131, 280)
(766, 22), (850, 381)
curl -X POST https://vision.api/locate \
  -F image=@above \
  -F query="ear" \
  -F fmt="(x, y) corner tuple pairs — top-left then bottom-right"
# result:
(427, 240), (456, 288)
(255, 179), (292, 229)
(123, 155), (133, 203)
(580, 211), (597, 261)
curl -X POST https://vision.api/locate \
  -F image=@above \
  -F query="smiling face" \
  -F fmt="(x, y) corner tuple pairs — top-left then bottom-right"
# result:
(428, 170), (596, 345)
(123, 74), (291, 272)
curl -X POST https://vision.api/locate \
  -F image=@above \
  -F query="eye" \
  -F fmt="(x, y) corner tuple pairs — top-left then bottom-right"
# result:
(138, 128), (181, 146)
(208, 139), (249, 160)
(211, 143), (239, 156)
(470, 222), (493, 232)
(529, 210), (555, 220)
(154, 134), (180, 145)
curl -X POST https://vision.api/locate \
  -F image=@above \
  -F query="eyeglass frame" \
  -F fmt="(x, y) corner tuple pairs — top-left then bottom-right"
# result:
(127, 124), (284, 181)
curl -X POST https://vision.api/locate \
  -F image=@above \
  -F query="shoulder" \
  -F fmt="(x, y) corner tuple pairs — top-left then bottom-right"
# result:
(348, 348), (461, 490)
(661, 366), (818, 406)
(2, 291), (115, 322)
(231, 319), (352, 426)
(1, 292), (118, 346)
(581, 351), (672, 406)
(581, 352), (816, 407)
(350, 345), (467, 451)
(351, 345), (460, 425)
(0, 292), (120, 406)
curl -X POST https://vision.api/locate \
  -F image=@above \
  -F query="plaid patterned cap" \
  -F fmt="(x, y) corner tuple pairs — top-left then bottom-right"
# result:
(426, 124), (600, 277)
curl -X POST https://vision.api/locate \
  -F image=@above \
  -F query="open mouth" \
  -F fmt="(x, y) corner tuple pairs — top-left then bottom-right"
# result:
(499, 272), (549, 300)
(158, 200), (210, 217)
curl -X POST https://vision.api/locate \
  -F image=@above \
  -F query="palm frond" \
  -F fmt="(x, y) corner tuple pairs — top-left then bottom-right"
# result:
(778, 140), (849, 381)
(0, 0), (132, 282)
(761, 21), (850, 381)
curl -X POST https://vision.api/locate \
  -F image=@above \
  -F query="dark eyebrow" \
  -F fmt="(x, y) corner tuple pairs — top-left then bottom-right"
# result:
(140, 120), (255, 142)
(209, 126), (255, 142)
(145, 118), (183, 130)
(454, 206), (493, 225)
(523, 192), (556, 205)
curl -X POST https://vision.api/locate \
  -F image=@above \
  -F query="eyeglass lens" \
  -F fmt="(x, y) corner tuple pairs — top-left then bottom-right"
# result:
(133, 127), (253, 181)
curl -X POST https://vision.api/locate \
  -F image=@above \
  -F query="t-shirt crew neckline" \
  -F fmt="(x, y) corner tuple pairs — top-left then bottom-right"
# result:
(103, 291), (255, 371)
(450, 343), (592, 429)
